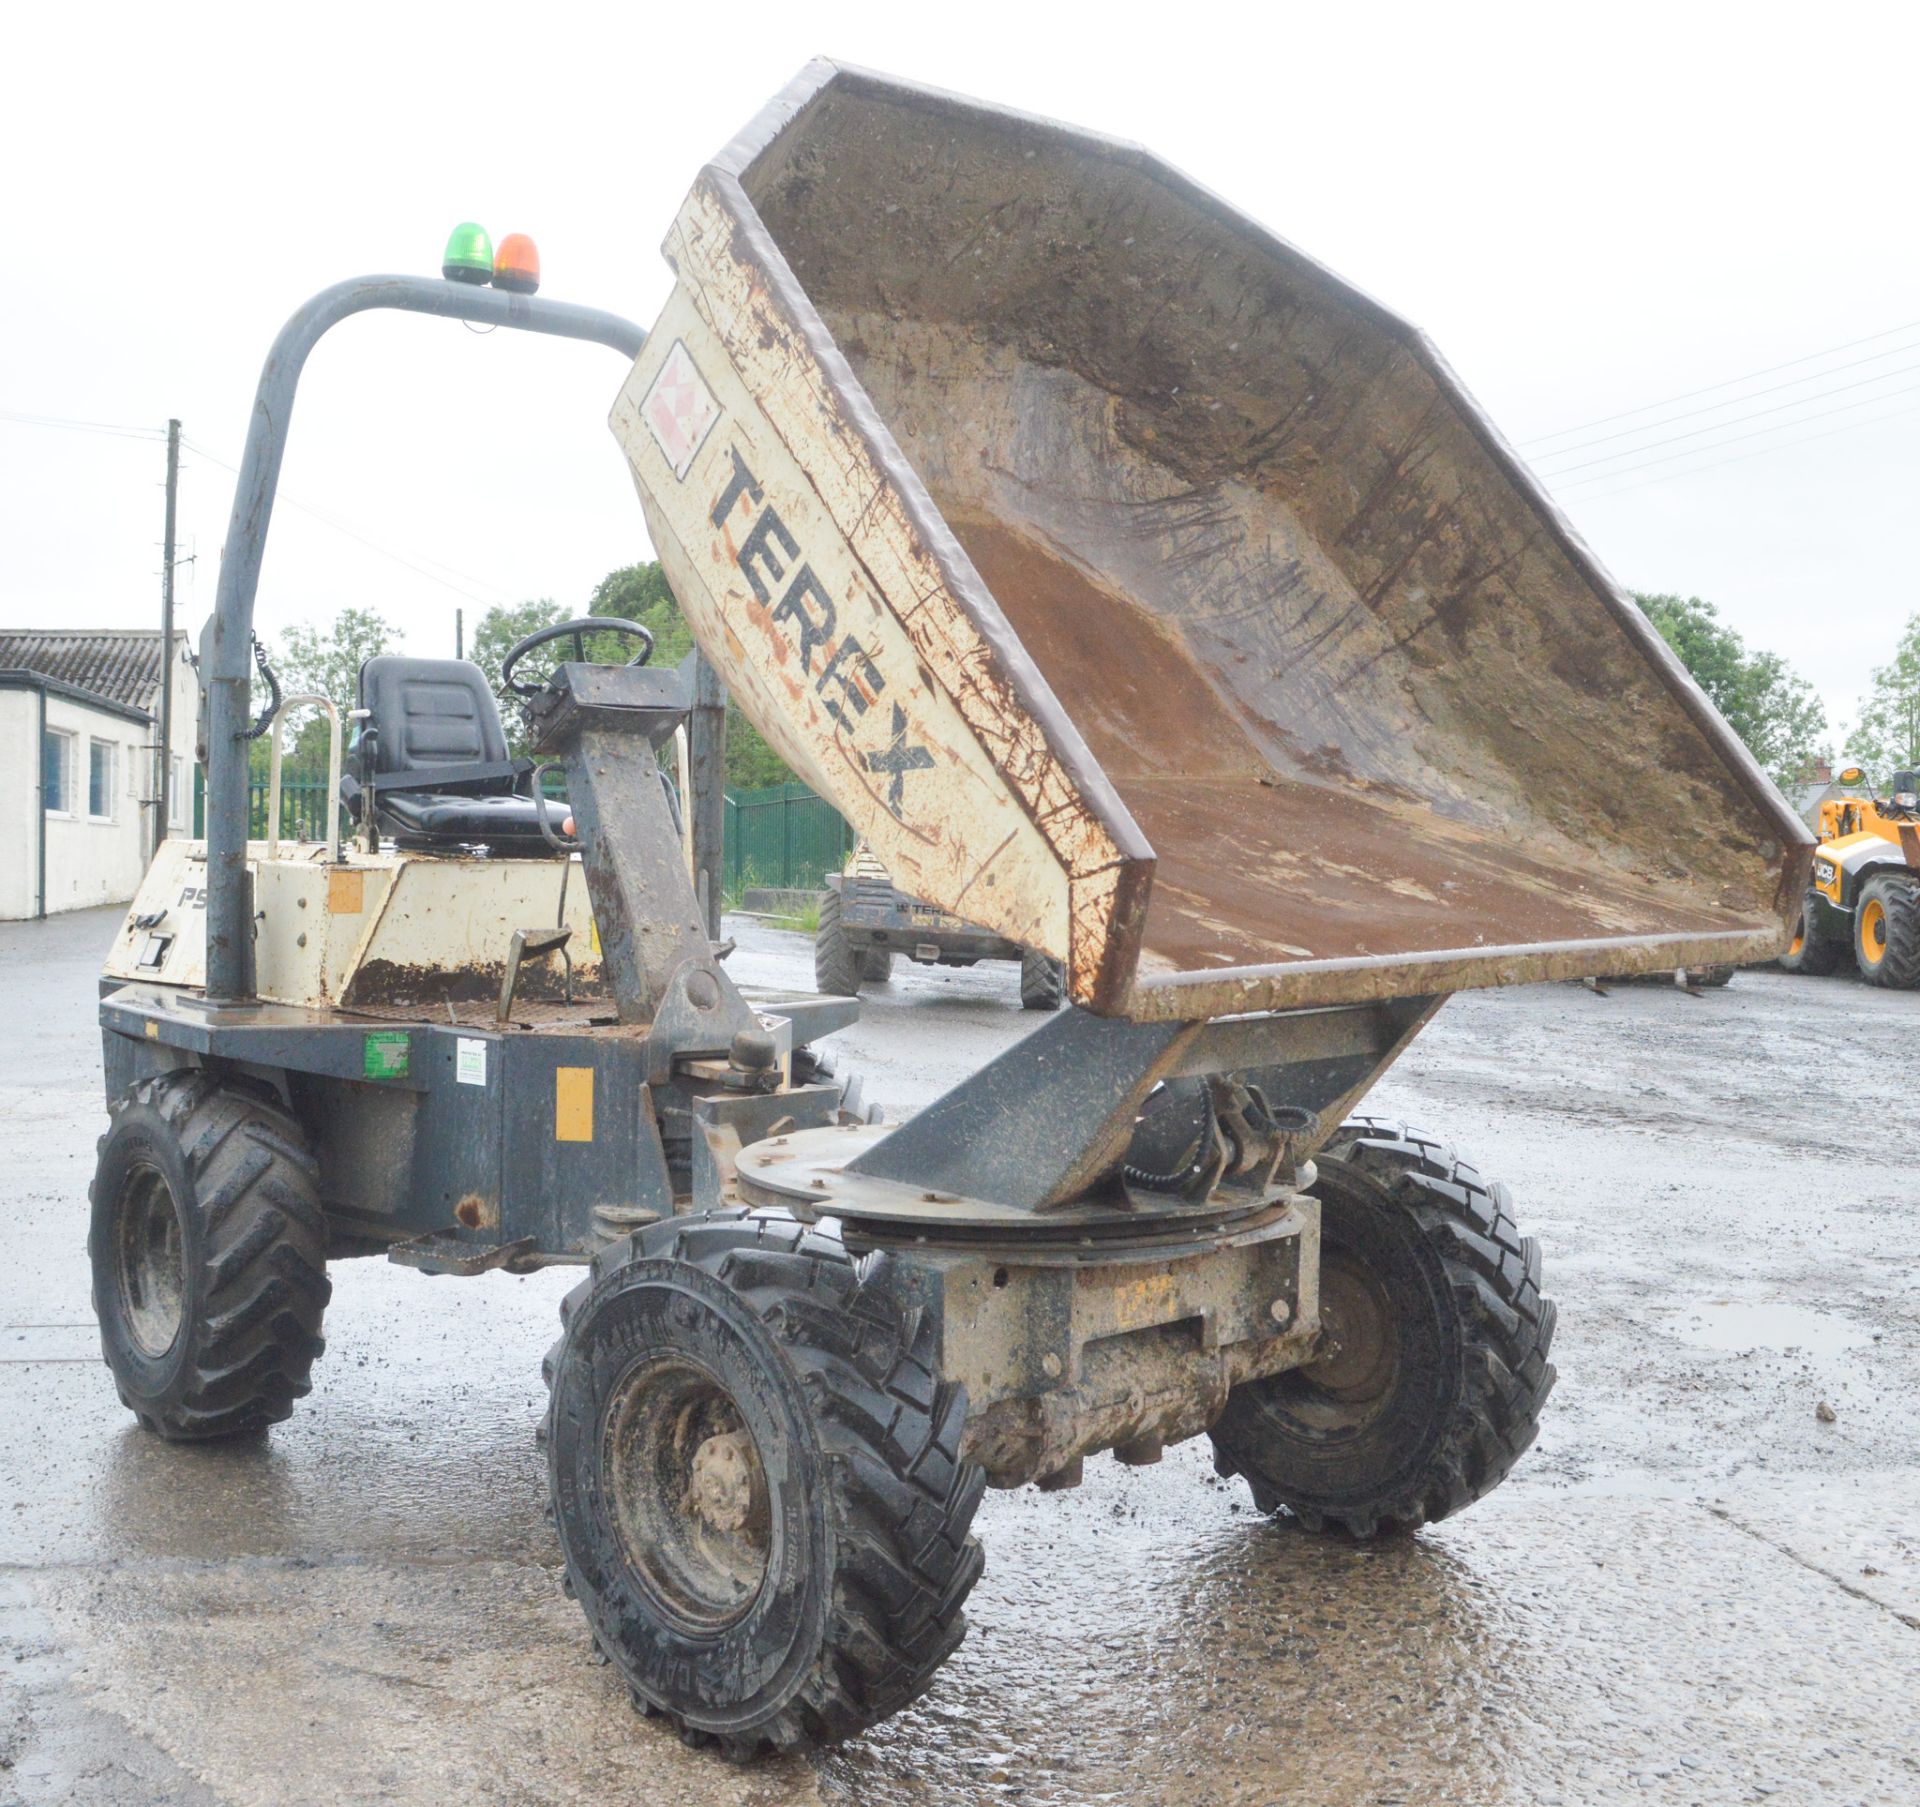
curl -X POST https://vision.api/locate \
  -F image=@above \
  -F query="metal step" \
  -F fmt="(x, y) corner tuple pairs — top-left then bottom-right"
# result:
(386, 1231), (537, 1277)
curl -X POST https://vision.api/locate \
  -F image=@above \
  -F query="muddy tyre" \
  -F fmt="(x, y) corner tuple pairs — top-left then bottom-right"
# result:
(543, 1212), (985, 1756)
(1779, 895), (1845, 976)
(1018, 949), (1064, 1011)
(1855, 874), (1920, 989)
(90, 1073), (330, 1441)
(1210, 1116), (1555, 1537)
(859, 946), (894, 984)
(813, 888), (860, 997)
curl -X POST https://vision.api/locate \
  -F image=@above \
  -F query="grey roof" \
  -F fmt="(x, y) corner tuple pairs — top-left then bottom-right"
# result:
(0, 629), (182, 715)
(0, 669), (152, 726)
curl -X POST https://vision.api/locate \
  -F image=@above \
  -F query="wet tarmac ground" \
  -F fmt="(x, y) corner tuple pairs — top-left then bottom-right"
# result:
(2, 907), (1915, 1806)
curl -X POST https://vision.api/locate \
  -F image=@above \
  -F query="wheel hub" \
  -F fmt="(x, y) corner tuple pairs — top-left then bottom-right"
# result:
(1302, 1254), (1399, 1408)
(602, 1357), (771, 1631)
(116, 1162), (185, 1359)
(688, 1428), (766, 1536)
(1863, 899), (1886, 956)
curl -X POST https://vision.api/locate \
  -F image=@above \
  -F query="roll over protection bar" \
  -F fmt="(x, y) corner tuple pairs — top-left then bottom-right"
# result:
(198, 275), (645, 999)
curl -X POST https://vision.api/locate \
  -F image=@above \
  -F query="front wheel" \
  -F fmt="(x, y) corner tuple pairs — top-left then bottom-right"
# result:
(812, 888), (860, 997)
(1855, 875), (1920, 988)
(543, 1213), (985, 1756)
(1210, 1117), (1555, 1537)
(90, 1072), (330, 1440)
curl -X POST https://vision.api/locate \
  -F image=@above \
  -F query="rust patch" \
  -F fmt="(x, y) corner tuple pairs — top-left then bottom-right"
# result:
(946, 518), (1756, 973)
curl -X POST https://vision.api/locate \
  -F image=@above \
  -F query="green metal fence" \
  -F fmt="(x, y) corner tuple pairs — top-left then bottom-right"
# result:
(193, 764), (851, 893)
(250, 773), (344, 843)
(724, 782), (851, 894)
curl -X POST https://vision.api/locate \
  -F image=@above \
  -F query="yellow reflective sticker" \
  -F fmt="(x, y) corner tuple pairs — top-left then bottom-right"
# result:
(555, 1066), (594, 1142)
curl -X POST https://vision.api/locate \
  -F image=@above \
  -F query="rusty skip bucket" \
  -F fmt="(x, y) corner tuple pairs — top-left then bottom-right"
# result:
(613, 61), (1811, 1022)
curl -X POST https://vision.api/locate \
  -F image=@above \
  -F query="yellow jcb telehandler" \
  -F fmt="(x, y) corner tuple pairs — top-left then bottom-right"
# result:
(1780, 765), (1920, 986)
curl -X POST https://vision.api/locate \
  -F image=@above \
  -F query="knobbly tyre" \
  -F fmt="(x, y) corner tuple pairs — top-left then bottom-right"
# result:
(90, 63), (1812, 1760)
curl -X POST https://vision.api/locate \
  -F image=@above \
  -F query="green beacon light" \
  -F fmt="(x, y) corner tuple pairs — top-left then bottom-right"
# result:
(441, 222), (494, 285)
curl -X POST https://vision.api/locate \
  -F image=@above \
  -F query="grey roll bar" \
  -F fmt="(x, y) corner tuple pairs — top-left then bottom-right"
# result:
(199, 275), (646, 1000)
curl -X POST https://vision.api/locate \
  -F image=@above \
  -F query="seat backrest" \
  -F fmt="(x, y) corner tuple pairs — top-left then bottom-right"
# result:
(358, 656), (511, 779)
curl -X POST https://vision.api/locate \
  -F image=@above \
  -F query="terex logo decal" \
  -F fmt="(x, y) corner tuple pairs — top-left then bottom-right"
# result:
(710, 447), (932, 819)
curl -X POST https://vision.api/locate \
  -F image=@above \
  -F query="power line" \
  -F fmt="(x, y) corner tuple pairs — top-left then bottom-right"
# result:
(10, 408), (523, 617)
(1545, 365), (1920, 482)
(1561, 395), (1920, 503)
(1531, 336), (1920, 464)
(1521, 314), (1920, 447)
(0, 409), (166, 443)
(181, 438), (511, 607)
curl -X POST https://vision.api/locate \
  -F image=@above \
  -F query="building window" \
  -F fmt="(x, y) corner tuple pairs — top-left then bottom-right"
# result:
(42, 729), (75, 815)
(169, 755), (188, 829)
(88, 738), (116, 821)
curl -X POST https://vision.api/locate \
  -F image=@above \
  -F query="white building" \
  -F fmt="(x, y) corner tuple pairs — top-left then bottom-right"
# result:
(0, 630), (199, 919)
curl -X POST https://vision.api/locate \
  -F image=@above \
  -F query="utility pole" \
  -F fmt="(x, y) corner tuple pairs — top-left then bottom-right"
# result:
(156, 418), (181, 847)
(456, 607), (464, 660)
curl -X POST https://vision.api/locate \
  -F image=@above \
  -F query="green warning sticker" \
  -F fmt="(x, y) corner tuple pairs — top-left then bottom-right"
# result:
(362, 1031), (411, 1081)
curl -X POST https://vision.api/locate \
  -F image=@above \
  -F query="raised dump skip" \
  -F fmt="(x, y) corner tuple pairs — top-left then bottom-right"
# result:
(614, 61), (1810, 1020)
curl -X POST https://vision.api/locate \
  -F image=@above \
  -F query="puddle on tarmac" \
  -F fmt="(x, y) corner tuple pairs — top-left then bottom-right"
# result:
(813, 1445), (1517, 1807)
(1664, 1300), (1869, 1356)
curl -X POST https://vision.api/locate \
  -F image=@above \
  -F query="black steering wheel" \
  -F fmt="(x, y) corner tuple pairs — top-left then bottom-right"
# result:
(500, 615), (655, 697)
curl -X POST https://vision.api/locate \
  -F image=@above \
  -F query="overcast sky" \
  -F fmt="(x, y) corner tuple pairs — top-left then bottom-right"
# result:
(4, 0), (1915, 746)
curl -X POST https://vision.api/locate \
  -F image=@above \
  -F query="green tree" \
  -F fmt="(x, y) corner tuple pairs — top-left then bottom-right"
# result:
(258, 605), (399, 769)
(1844, 612), (1920, 778)
(470, 596), (565, 745)
(470, 566), (796, 786)
(1633, 592), (1828, 787)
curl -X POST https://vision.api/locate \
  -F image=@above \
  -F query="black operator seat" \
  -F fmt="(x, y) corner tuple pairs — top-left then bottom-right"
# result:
(344, 655), (558, 854)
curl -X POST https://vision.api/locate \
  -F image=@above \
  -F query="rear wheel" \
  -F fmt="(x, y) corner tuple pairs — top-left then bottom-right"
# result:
(813, 888), (860, 997)
(859, 946), (894, 984)
(1855, 875), (1920, 989)
(1210, 1117), (1555, 1537)
(543, 1212), (985, 1755)
(90, 1072), (330, 1440)
(1018, 949), (1064, 1011)
(1779, 894), (1844, 975)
